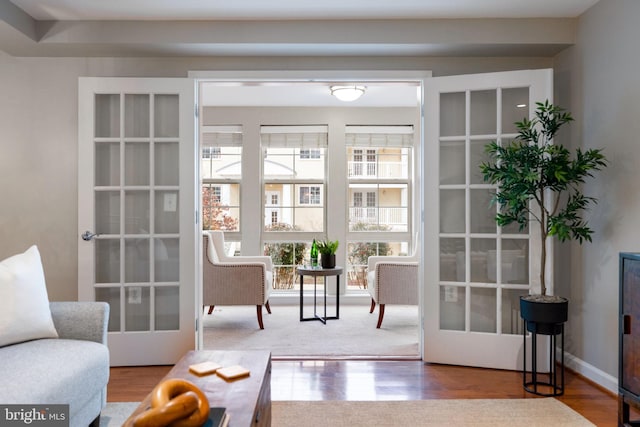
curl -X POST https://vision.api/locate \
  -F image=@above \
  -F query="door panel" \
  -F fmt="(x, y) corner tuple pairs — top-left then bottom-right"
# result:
(424, 69), (552, 370)
(79, 78), (195, 366)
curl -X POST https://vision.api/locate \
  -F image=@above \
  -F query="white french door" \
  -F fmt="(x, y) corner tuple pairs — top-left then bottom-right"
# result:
(78, 78), (196, 366)
(423, 69), (552, 370)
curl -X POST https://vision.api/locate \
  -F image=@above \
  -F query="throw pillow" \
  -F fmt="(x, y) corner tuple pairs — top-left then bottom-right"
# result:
(0, 245), (58, 347)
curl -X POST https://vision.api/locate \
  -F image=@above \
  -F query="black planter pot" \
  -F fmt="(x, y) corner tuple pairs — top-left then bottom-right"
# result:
(520, 295), (568, 335)
(321, 253), (336, 269)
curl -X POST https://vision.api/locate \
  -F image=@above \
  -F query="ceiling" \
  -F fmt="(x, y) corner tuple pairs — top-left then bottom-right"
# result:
(10, 0), (599, 21)
(0, 0), (599, 58)
(0, 0), (599, 107)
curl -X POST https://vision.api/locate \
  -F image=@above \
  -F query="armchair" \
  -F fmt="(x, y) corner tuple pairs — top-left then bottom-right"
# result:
(203, 230), (273, 329)
(367, 238), (419, 328)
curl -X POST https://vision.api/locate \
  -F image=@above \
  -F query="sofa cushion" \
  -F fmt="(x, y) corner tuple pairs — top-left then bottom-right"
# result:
(0, 338), (109, 417)
(0, 246), (58, 347)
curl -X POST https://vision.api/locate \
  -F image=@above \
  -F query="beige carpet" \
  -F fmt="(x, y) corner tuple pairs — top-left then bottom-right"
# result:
(202, 303), (419, 358)
(101, 398), (594, 426)
(271, 399), (595, 427)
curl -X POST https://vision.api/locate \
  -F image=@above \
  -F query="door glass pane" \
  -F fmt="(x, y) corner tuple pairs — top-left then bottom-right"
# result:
(125, 286), (150, 331)
(155, 142), (179, 185)
(95, 191), (120, 234)
(95, 94), (120, 138)
(95, 142), (120, 186)
(155, 286), (179, 330)
(440, 141), (465, 185)
(501, 239), (529, 284)
(502, 87), (530, 134)
(95, 287), (120, 332)
(440, 238), (465, 282)
(125, 142), (149, 185)
(440, 189), (465, 233)
(470, 90), (497, 135)
(470, 189), (495, 233)
(470, 139), (492, 184)
(95, 239), (120, 283)
(502, 288), (528, 335)
(124, 190), (150, 234)
(440, 92), (465, 137)
(155, 191), (179, 233)
(155, 95), (179, 138)
(155, 238), (179, 282)
(125, 238), (150, 283)
(470, 287), (496, 333)
(470, 238), (495, 283)
(440, 285), (465, 331)
(124, 94), (150, 138)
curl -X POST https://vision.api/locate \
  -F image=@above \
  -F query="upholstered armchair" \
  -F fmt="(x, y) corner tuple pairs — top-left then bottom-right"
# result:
(203, 230), (273, 329)
(367, 239), (419, 328)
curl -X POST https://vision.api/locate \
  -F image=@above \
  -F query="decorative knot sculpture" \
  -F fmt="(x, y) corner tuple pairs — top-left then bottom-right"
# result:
(132, 378), (210, 427)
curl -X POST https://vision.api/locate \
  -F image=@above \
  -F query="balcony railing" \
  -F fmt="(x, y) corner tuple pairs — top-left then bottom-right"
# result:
(349, 207), (407, 226)
(347, 161), (406, 178)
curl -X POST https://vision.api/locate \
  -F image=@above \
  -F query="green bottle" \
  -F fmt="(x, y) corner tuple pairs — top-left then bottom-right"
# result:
(310, 239), (318, 267)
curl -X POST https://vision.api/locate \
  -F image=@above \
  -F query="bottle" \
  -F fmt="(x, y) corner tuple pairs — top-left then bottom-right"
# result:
(310, 239), (318, 267)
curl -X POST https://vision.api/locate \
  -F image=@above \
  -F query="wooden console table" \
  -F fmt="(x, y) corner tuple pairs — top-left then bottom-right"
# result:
(124, 350), (271, 427)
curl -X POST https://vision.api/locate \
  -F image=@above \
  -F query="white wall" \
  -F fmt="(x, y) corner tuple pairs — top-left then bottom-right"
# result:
(553, 0), (639, 382)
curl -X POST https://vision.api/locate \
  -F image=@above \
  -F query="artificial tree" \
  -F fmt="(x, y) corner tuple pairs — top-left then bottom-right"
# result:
(480, 100), (607, 298)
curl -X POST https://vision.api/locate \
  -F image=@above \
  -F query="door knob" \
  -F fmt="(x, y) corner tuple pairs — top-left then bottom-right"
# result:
(81, 230), (98, 241)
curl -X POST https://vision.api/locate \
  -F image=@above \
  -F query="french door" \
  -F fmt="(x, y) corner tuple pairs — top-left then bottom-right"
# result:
(78, 78), (196, 366)
(423, 69), (552, 370)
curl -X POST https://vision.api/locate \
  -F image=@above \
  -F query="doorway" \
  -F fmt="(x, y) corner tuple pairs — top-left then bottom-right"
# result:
(194, 74), (426, 358)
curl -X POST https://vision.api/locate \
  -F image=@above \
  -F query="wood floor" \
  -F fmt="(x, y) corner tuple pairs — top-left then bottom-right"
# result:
(108, 359), (618, 426)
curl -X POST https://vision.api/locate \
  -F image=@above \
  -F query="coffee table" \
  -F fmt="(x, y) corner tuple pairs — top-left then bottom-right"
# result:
(123, 350), (271, 427)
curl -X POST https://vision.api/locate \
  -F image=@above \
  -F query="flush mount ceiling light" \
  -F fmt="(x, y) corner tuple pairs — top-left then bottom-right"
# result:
(330, 85), (366, 102)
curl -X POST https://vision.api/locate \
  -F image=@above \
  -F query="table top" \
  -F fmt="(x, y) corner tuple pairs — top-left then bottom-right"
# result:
(123, 350), (271, 427)
(297, 265), (343, 276)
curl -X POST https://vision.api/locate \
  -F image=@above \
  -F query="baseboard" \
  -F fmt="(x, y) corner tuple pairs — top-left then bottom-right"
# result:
(562, 349), (618, 395)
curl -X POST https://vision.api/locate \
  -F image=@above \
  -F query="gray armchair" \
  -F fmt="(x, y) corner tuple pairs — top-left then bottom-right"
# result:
(203, 230), (273, 329)
(367, 238), (419, 328)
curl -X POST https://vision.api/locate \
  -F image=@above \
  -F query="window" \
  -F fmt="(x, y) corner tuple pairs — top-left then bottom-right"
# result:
(300, 149), (321, 159)
(201, 125), (242, 231)
(202, 146), (221, 159)
(262, 125), (328, 290)
(299, 186), (321, 205)
(346, 126), (413, 232)
(261, 125), (327, 233)
(346, 125), (414, 290)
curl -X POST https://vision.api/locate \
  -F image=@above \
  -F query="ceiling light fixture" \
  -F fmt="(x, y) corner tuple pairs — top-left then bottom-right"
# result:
(330, 85), (366, 102)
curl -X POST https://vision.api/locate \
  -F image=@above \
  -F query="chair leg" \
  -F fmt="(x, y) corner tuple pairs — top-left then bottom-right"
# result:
(376, 304), (385, 329)
(369, 298), (376, 313)
(265, 300), (272, 314)
(208, 305), (215, 315)
(256, 305), (265, 329)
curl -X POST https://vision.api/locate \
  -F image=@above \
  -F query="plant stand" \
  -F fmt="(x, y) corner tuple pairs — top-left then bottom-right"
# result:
(522, 320), (565, 396)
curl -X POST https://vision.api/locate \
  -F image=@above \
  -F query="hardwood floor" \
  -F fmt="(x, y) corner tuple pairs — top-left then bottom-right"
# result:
(108, 359), (617, 426)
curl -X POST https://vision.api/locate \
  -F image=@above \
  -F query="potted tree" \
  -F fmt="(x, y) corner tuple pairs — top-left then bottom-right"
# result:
(480, 100), (607, 331)
(317, 239), (339, 269)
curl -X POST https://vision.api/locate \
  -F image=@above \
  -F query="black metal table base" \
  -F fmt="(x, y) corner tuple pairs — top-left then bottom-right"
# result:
(298, 267), (341, 324)
(522, 320), (565, 396)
